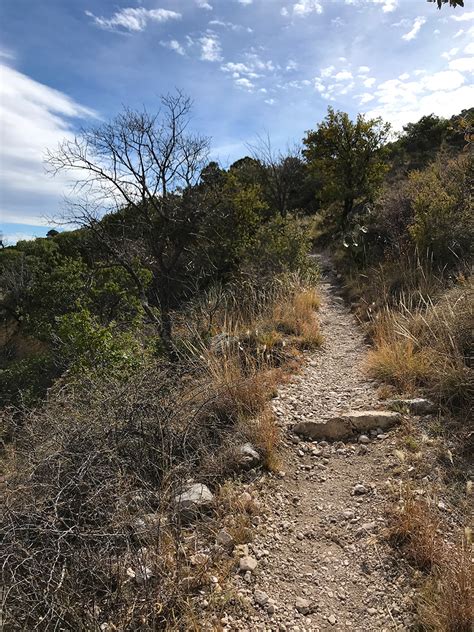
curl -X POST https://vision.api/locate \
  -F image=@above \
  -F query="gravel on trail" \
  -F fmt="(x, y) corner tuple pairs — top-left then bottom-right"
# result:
(225, 261), (416, 632)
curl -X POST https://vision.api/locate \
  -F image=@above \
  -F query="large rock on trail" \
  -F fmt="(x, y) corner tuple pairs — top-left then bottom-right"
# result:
(293, 417), (352, 441)
(341, 410), (402, 431)
(293, 410), (401, 441)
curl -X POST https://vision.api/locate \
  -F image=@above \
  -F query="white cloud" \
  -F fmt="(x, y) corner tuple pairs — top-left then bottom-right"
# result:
(465, 42), (474, 55)
(209, 19), (252, 32)
(451, 11), (474, 22)
(160, 39), (185, 55)
(221, 52), (275, 91)
(454, 28), (464, 37)
(235, 77), (255, 90)
(402, 16), (426, 41)
(359, 93), (375, 104)
(449, 56), (474, 72)
(346, 0), (397, 11)
(0, 47), (15, 60)
(363, 77), (376, 87)
(238, 0), (253, 4)
(398, 72), (410, 80)
(422, 70), (465, 91)
(334, 70), (353, 81)
(358, 65), (370, 74)
(442, 47), (459, 59)
(196, 0), (213, 9)
(200, 33), (223, 62)
(282, 1), (323, 17)
(0, 62), (95, 224)
(85, 7), (181, 32)
(321, 65), (335, 77)
(286, 60), (298, 71)
(265, 98), (276, 105)
(1, 232), (36, 246)
(365, 67), (474, 130)
(372, 0), (397, 12)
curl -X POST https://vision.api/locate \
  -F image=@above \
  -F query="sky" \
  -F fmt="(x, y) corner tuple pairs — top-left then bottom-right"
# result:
(0, 0), (473, 244)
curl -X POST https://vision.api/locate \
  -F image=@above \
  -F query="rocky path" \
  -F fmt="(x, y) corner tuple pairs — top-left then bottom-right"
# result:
(226, 260), (415, 631)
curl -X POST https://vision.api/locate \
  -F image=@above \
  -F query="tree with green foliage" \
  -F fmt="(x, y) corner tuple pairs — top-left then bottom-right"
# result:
(303, 107), (391, 231)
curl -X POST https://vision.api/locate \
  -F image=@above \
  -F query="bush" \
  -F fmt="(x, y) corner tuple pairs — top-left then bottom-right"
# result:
(55, 309), (143, 377)
(241, 215), (313, 277)
(408, 154), (473, 266)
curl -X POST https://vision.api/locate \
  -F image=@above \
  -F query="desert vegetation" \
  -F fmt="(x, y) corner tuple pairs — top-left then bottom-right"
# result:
(1, 95), (472, 629)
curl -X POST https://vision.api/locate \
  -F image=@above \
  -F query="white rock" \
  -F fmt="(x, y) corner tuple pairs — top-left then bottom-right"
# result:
(174, 483), (214, 519)
(352, 484), (368, 495)
(358, 434), (370, 444)
(237, 443), (261, 469)
(239, 556), (258, 573)
(295, 597), (311, 614)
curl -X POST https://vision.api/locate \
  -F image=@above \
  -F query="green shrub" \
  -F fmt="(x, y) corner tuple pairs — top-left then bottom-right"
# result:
(55, 309), (143, 377)
(242, 215), (313, 277)
(408, 154), (473, 266)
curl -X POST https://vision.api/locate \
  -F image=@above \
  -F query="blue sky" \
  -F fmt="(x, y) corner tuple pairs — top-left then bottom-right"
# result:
(1, 0), (473, 243)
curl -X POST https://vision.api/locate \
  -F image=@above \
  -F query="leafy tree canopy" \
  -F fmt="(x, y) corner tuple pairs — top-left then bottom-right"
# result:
(303, 107), (391, 230)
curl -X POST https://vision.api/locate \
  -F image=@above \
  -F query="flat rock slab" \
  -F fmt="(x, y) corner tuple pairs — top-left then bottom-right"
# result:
(341, 410), (401, 431)
(293, 410), (401, 441)
(293, 417), (351, 441)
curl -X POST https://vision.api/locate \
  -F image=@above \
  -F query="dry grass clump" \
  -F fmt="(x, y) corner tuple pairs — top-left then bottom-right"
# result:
(272, 288), (323, 350)
(239, 409), (281, 472)
(388, 493), (473, 632)
(388, 497), (444, 571)
(366, 279), (473, 412)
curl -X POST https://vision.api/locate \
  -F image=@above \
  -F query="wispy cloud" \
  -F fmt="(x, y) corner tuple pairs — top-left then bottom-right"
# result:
(85, 7), (181, 33)
(0, 62), (95, 224)
(200, 33), (223, 62)
(196, 0), (213, 9)
(451, 11), (474, 22)
(345, 0), (397, 12)
(160, 39), (186, 56)
(209, 19), (253, 33)
(402, 16), (426, 42)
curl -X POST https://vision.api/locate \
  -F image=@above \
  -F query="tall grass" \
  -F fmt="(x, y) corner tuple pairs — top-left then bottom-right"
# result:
(388, 492), (473, 632)
(366, 278), (473, 413)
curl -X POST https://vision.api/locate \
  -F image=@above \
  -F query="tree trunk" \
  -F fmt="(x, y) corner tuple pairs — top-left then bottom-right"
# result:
(341, 197), (354, 230)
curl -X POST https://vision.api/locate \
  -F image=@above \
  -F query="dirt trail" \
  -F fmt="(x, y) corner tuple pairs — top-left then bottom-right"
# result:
(226, 258), (415, 631)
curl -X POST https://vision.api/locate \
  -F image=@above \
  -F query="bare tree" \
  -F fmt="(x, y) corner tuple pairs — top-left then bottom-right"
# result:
(247, 133), (305, 216)
(47, 92), (210, 353)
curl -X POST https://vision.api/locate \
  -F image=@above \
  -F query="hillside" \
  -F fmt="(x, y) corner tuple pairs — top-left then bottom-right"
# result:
(1, 102), (473, 631)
